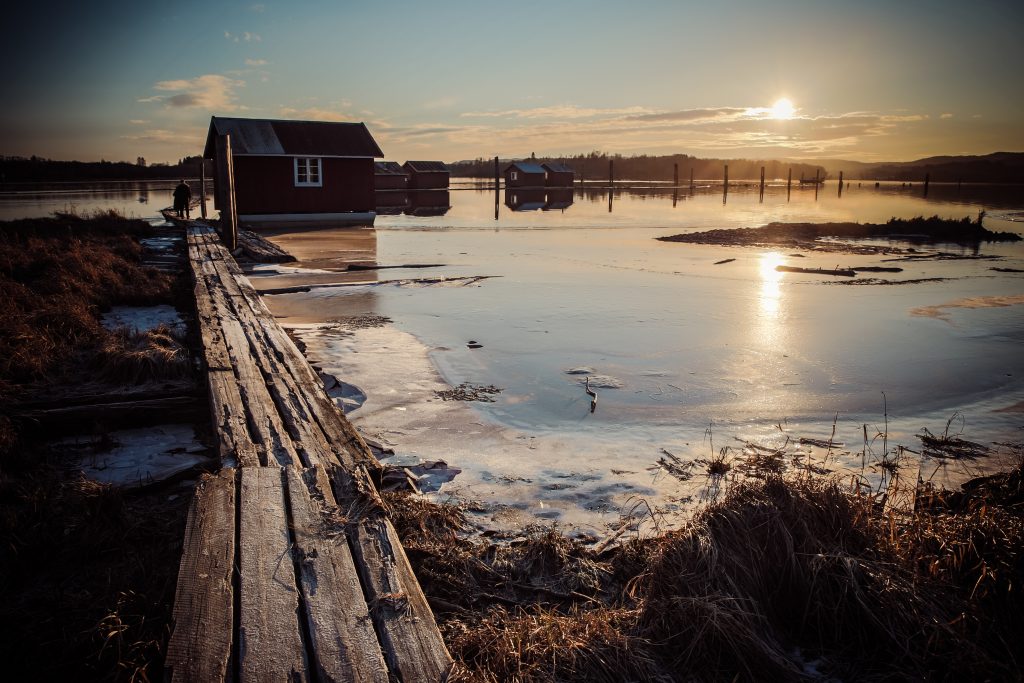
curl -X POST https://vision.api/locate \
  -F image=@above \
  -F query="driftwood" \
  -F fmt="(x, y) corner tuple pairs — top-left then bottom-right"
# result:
(237, 230), (296, 263)
(13, 395), (204, 433)
(776, 264), (856, 277)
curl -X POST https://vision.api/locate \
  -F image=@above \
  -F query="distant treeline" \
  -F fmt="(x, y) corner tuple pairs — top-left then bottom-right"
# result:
(450, 153), (827, 182)
(859, 154), (1024, 183)
(0, 155), (207, 183)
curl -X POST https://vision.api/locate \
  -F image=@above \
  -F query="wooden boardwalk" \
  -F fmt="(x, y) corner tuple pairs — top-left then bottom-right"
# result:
(166, 224), (451, 681)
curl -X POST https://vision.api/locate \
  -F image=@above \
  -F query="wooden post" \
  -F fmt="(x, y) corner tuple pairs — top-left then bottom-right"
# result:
(215, 134), (238, 252)
(814, 168), (820, 201)
(723, 164), (729, 204)
(787, 167), (792, 200)
(608, 159), (614, 187)
(838, 170), (844, 198)
(199, 159), (208, 219)
(759, 166), (765, 202)
(923, 172), (930, 197)
(494, 156), (499, 189)
(689, 167), (694, 193)
(673, 163), (679, 188)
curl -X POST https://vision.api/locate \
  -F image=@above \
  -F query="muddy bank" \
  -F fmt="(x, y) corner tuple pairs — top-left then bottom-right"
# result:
(658, 215), (1021, 254)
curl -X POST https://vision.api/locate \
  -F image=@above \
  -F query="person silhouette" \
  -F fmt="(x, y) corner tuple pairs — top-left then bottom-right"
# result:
(172, 179), (192, 218)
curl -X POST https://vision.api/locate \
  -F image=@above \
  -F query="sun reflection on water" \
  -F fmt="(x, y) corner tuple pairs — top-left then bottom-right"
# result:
(758, 251), (785, 319)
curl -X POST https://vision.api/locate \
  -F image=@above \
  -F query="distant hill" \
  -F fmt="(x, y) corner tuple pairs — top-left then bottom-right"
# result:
(812, 152), (1024, 183)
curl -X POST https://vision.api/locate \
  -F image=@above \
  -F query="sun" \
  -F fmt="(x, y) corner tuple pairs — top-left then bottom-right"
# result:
(769, 98), (795, 120)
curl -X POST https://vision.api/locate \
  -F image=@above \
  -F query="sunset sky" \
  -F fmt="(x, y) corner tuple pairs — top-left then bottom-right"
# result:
(2, 0), (1022, 165)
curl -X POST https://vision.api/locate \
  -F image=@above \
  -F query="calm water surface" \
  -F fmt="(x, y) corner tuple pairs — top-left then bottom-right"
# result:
(6, 180), (1023, 503)
(267, 182), (1024, 445)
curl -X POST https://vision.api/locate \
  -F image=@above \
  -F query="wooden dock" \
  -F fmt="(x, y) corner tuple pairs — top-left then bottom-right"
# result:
(166, 224), (452, 681)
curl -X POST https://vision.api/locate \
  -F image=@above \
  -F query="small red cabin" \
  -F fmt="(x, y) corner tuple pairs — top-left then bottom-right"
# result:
(402, 161), (449, 190)
(542, 162), (575, 187)
(504, 162), (546, 188)
(374, 161), (409, 190)
(203, 116), (384, 227)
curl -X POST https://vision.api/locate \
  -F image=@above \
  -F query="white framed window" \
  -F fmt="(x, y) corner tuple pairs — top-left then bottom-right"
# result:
(511, 171), (518, 181)
(294, 157), (322, 187)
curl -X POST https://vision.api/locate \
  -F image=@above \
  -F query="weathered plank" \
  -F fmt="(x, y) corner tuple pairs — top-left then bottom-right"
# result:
(286, 466), (390, 683)
(166, 468), (236, 683)
(350, 516), (454, 681)
(238, 467), (310, 681)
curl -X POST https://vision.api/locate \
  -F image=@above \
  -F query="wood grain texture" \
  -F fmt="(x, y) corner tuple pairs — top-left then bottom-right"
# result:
(238, 467), (309, 682)
(286, 466), (390, 683)
(166, 469), (236, 683)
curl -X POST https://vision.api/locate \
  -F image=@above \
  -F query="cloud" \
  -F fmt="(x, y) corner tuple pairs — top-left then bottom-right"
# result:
(940, 113), (954, 119)
(120, 128), (204, 146)
(278, 106), (350, 122)
(626, 107), (747, 123)
(129, 119), (148, 125)
(224, 31), (261, 43)
(249, 3), (265, 11)
(245, 58), (268, 66)
(462, 104), (655, 119)
(144, 74), (245, 111)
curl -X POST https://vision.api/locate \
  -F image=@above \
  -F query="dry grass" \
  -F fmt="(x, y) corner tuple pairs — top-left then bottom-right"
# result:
(92, 324), (190, 385)
(0, 211), (192, 680)
(0, 466), (191, 681)
(389, 467), (1024, 681)
(0, 210), (175, 398)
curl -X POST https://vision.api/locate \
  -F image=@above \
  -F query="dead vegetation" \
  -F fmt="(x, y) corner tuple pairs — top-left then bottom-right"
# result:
(388, 456), (1024, 681)
(435, 382), (503, 402)
(0, 211), (193, 680)
(0, 210), (178, 400)
(658, 215), (1021, 255)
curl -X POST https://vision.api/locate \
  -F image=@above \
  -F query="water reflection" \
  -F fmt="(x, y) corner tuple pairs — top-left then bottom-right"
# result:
(758, 252), (784, 320)
(375, 190), (450, 217)
(503, 188), (575, 212)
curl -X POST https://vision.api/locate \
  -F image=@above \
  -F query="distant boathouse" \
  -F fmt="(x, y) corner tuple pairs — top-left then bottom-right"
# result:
(504, 161), (575, 188)
(402, 161), (450, 190)
(203, 116), (384, 227)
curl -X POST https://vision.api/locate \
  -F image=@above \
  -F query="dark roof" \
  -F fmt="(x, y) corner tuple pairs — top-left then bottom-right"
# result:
(375, 161), (407, 175)
(542, 162), (574, 174)
(505, 162), (546, 174)
(402, 161), (449, 173)
(203, 117), (384, 158)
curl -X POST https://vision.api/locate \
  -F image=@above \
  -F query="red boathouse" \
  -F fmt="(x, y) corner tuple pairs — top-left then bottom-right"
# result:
(402, 161), (450, 189)
(542, 162), (575, 187)
(374, 161), (409, 190)
(203, 116), (384, 227)
(504, 162), (546, 188)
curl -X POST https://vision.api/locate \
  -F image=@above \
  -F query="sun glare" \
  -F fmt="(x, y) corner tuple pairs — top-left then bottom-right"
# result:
(770, 98), (795, 120)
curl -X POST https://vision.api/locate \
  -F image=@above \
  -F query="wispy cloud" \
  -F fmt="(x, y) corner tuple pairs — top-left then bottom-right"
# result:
(383, 103), (941, 160)
(249, 3), (265, 12)
(245, 58), (268, 66)
(462, 104), (655, 119)
(128, 119), (148, 125)
(143, 74), (245, 110)
(626, 107), (747, 123)
(224, 31), (261, 43)
(278, 106), (350, 121)
(940, 113), (954, 119)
